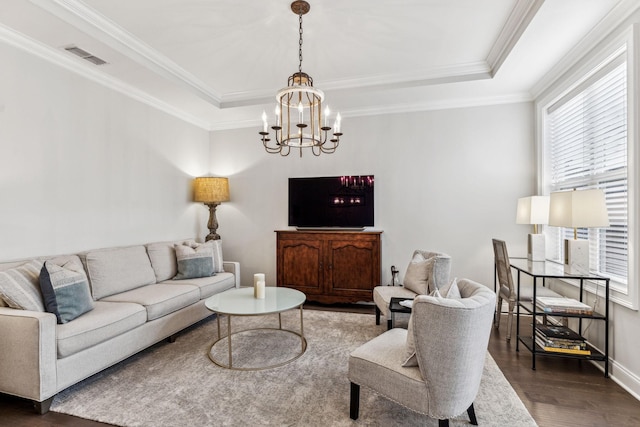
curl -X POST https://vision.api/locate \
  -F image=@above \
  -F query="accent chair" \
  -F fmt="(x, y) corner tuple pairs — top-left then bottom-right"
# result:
(372, 250), (451, 329)
(349, 278), (496, 426)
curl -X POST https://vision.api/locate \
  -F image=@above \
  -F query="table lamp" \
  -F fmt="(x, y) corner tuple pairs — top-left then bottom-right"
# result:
(548, 189), (609, 274)
(193, 177), (230, 241)
(516, 195), (549, 261)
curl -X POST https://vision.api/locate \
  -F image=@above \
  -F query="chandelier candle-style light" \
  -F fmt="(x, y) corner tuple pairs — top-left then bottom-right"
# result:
(259, 1), (343, 157)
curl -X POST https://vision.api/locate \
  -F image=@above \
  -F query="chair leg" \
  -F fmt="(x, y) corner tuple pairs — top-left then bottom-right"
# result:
(349, 382), (360, 420)
(495, 295), (503, 328)
(387, 318), (392, 330)
(467, 403), (478, 425)
(506, 300), (515, 342)
(438, 420), (449, 427)
(375, 306), (381, 325)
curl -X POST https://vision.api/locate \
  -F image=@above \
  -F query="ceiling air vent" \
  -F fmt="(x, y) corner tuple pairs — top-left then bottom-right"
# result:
(64, 45), (108, 66)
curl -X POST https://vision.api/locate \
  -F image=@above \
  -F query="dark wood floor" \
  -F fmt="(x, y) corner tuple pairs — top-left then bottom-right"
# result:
(1, 305), (639, 426)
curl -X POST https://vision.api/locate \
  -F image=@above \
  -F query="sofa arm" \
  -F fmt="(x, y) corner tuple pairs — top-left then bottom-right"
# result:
(0, 307), (57, 402)
(223, 261), (241, 288)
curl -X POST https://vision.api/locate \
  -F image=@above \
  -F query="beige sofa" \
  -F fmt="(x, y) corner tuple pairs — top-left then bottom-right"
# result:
(0, 239), (239, 413)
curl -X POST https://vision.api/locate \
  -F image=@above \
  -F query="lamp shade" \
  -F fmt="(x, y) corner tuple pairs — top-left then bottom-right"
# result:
(548, 189), (610, 228)
(193, 177), (230, 203)
(516, 196), (549, 225)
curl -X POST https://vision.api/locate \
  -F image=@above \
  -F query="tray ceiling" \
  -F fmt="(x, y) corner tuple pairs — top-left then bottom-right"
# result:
(0, 0), (631, 129)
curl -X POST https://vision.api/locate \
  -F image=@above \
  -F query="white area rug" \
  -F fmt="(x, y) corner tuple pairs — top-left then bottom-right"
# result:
(51, 310), (537, 426)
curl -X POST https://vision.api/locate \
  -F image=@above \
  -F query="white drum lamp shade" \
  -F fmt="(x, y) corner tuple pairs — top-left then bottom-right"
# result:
(516, 196), (549, 261)
(548, 189), (610, 274)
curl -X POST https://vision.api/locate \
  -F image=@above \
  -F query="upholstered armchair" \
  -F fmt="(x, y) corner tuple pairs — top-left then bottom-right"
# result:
(373, 250), (451, 329)
(349, 278), (496, 426)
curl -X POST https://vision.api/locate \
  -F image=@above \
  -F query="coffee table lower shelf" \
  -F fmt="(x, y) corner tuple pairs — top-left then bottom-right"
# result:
(208, 311), (307, 371)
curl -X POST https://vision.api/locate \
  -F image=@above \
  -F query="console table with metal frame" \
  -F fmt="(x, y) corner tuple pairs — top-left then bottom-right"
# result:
(510, 258), (610, 377)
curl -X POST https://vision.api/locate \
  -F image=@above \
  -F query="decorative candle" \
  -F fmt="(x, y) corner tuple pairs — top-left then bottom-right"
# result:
(261, 111), (268, 132)
(324, 106), (330, 127)
(254, 273), (265, 298)
(256, 281), (265, 299)
(275, 105), (281, 126)
(298, 101), (303, 123)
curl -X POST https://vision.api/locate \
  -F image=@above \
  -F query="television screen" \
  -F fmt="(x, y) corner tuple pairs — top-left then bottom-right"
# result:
(288, 175), (374, 228)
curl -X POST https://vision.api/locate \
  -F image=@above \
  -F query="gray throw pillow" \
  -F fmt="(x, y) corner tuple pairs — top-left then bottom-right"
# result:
(403, 254), (434, 295)
(0, 260), (45, 312)
(174, 242), (216, 280)
(39, 259), (94, 324)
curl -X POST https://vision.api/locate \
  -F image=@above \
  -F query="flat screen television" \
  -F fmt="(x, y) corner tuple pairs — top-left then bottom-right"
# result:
(288, 175), (374, 229)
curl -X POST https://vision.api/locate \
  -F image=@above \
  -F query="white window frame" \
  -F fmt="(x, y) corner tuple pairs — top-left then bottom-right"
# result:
(535, 25), (639, 310)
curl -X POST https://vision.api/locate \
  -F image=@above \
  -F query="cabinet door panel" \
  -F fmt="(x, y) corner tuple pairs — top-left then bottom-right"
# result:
(278, 240), (323, 294)
(327, 240), (380, 296)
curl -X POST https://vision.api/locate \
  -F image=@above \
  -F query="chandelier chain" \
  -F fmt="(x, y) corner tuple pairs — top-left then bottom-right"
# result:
(298, 13), (303, 73)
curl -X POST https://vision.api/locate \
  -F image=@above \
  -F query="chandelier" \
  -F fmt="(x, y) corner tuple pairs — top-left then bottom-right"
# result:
(259, 1), (342, 157)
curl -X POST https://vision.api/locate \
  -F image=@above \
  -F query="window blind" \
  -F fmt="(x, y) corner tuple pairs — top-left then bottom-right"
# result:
(545, 57), (628, 284)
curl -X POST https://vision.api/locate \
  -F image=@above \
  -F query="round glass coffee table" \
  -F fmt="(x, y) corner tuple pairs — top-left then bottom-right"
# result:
(205, 286), (306, 370)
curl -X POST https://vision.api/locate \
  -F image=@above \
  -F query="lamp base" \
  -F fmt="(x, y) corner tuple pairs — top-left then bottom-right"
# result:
(564, 239), (589, 275)
(204, 202), (221, 241)
(527, 233), (545, 261)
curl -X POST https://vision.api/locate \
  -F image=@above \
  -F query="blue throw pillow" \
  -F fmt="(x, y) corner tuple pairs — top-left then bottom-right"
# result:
(39, 259), (94, 324)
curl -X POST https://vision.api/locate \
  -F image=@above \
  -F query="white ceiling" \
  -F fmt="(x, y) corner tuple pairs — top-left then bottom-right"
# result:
(0, 0), (635, 130)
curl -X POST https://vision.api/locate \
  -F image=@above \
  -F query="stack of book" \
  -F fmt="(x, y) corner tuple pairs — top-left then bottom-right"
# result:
(535, 324), (591, 355)
(536, 296), (593, 315)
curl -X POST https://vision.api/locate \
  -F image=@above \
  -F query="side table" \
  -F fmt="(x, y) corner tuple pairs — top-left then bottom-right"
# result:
(388, 297), (413, 329)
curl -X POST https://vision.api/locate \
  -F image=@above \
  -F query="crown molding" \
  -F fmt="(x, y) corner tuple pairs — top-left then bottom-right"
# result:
(486, 0), (545, 77)
(0, 23), (211, 130)
(219, 61), (493, 109)
(30, 0), (222, 107)
(211, 92), (534, 132)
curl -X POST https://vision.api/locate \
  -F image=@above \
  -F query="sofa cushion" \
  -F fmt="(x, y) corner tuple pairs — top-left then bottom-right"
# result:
(164, 272), (236, 299)
(146, 239), (193, 282)
(82, 246), (156, 300)
(174, 242), (216, 280)
(39, 257), (94, 324)
(0, 260), (45, 311)
(57, 300), (147, 358)
(403, 254), (434, 296)
(101, 284), (200, 321)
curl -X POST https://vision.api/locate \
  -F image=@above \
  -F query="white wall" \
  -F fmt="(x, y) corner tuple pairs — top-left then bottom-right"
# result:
(211, 102), (536, 289)
(0, 42), (210, 260)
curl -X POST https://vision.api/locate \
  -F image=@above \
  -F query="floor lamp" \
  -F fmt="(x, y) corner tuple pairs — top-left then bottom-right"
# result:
(193, 177), (230, 241)
(516, 196), (549, 261)
(548, 189), (609, 274)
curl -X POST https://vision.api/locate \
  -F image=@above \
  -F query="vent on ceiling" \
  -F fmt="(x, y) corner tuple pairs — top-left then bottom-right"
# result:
(64, 46), (108, 66)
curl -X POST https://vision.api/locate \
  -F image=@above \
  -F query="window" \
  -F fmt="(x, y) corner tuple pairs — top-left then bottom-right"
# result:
(543, 52), (628, 287)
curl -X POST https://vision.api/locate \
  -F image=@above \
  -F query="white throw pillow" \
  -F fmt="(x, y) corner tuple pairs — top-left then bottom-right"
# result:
(0, 260), (45, 312)
(438, 277), (461, 299)
(403, 254), (434, 296)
